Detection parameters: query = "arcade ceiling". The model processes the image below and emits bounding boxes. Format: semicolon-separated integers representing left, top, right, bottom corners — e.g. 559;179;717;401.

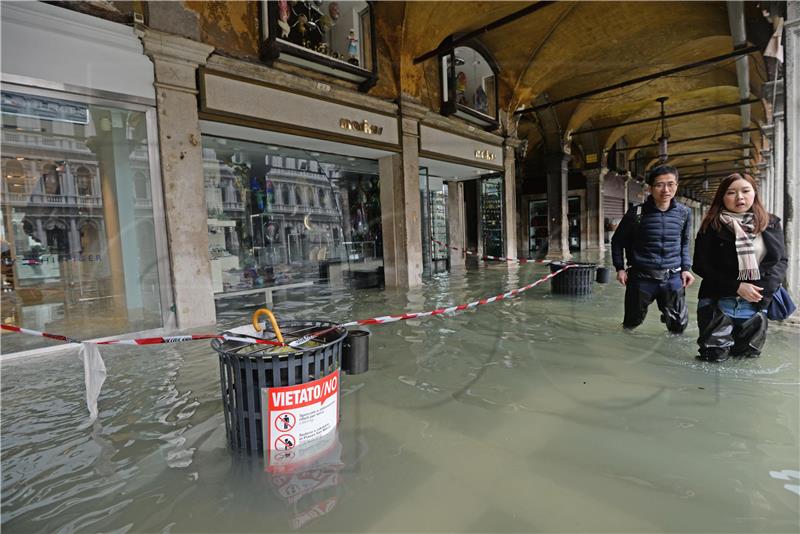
391;1;777;202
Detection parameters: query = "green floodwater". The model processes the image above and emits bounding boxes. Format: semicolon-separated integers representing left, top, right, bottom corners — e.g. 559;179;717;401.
2;261;799;533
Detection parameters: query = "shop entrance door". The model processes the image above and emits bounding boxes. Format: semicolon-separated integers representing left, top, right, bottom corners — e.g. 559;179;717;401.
419;169;449;275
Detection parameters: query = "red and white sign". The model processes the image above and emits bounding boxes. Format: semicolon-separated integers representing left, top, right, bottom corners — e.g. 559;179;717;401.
262;370;339;454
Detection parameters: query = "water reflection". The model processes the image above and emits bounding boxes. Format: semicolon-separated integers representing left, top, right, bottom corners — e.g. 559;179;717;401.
2;262;799;532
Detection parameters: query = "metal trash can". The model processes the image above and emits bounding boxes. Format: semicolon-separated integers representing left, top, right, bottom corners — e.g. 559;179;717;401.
550;262;596;295
212;320;347;453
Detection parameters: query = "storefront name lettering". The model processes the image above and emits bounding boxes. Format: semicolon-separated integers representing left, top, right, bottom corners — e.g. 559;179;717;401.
339;118;383;136
474;149;496;161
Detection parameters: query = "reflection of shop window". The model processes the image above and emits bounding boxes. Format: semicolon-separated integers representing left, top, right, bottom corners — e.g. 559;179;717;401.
42;163;61;195
318;188;326;207
261;0;378;92
76;166;93;196
440;42;499;129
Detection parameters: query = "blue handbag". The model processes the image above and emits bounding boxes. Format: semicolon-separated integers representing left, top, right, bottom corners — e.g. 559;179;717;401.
767;286;797;321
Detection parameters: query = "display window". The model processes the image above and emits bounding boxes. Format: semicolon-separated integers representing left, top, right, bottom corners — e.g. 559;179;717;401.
202;136;383;294
262;0;377;90
440;43;499;128
480;175;504;258
1;89;166;353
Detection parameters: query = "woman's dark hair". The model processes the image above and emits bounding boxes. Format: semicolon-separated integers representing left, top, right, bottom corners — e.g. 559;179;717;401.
646;164;679;185
699;173;769;234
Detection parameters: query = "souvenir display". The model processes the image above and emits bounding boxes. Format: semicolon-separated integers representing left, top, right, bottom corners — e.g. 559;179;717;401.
480;178;503;258
347;29;359;65
275;1;369;69
328;1;340;20
277;0;291;37
456;71;468;105
474;85;488;114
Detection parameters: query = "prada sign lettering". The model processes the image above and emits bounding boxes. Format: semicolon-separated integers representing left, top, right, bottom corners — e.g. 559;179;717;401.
474;149;496;161
339;118;383;136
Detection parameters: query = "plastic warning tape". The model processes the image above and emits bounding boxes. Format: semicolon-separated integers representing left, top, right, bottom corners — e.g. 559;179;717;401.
0;324;282;347
1;265;575;348
430;237;553;265
338;263;573;327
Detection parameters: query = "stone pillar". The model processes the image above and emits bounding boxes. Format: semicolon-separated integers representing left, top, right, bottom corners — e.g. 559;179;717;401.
142;30;216;329
378;98;424;287
585;167;607;251
447;181;465;269
785;0;800;293
623;176;630;211
545;152;571;260
503;139;519;260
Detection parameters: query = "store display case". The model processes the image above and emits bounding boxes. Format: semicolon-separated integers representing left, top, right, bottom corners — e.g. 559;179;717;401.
480;177;503;258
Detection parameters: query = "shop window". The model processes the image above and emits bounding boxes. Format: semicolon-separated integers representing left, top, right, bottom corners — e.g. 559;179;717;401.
261;1;378;92
76;166;93;196
440;42;499;129
202;135;383;293
1;90;164;353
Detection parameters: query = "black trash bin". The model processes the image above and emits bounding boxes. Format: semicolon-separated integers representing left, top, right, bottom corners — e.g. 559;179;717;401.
550;262;596;295
212;320;347;454
341;329;370;375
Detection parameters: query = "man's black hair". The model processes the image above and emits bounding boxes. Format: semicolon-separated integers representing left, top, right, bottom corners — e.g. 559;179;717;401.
647;164;679;186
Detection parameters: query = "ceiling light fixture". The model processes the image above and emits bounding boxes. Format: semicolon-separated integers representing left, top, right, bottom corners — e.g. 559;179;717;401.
652;96;670;162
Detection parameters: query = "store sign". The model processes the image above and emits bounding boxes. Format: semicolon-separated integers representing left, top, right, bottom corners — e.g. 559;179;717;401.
339;118;383;136
262;370;339;454
419;125;503;170
474;149;496;161
202;73;400;146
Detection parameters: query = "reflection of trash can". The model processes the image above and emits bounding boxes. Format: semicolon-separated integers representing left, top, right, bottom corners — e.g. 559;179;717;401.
212;320;347;453
550;262;596;295
318;260;330;281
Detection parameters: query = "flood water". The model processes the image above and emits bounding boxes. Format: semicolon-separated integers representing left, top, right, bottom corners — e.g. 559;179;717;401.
2;260;799;533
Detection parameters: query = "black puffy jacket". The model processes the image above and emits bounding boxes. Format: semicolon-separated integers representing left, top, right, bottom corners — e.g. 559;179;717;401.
693;214;788;308
611;196;692;272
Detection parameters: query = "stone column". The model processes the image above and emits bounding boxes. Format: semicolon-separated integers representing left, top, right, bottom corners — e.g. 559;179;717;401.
545;152;571;260
503;139;519;260
378;98;424;288
584;167;607;252
785;0;800;293
447;181;465;269
142;30;216;329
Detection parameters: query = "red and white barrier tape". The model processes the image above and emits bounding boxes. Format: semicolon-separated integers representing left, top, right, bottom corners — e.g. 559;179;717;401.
0;325;282;347
1;264;575;348
431;237;553;265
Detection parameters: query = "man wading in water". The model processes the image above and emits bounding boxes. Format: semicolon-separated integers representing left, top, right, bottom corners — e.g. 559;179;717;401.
611;164;695;332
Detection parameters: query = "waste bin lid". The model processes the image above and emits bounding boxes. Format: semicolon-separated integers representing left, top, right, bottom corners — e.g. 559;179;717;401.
214;321;347;358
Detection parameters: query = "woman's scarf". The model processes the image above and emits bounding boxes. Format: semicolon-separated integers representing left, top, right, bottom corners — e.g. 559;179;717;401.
719;210;760;280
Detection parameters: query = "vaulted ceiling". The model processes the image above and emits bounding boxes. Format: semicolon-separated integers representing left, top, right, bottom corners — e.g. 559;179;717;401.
388;1;772;202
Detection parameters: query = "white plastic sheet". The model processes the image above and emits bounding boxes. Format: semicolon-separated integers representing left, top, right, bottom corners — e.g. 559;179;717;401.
79;342;107;422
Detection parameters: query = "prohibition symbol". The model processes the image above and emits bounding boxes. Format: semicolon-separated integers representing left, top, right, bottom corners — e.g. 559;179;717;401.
275;434;296;450
275;412;296;432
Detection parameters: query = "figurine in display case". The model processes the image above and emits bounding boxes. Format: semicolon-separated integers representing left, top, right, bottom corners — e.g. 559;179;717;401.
347;29;359;65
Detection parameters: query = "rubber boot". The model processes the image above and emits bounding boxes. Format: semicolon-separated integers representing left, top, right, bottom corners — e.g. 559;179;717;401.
730;312;768;358
659;286;689;334
696;303;734;362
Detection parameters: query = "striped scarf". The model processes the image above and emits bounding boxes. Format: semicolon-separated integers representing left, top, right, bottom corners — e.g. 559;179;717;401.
719;210;760;280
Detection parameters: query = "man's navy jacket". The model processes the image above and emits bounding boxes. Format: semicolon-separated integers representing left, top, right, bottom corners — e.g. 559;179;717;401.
611;196;692;273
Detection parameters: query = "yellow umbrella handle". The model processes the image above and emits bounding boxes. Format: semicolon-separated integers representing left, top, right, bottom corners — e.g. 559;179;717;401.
252;308;284;345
